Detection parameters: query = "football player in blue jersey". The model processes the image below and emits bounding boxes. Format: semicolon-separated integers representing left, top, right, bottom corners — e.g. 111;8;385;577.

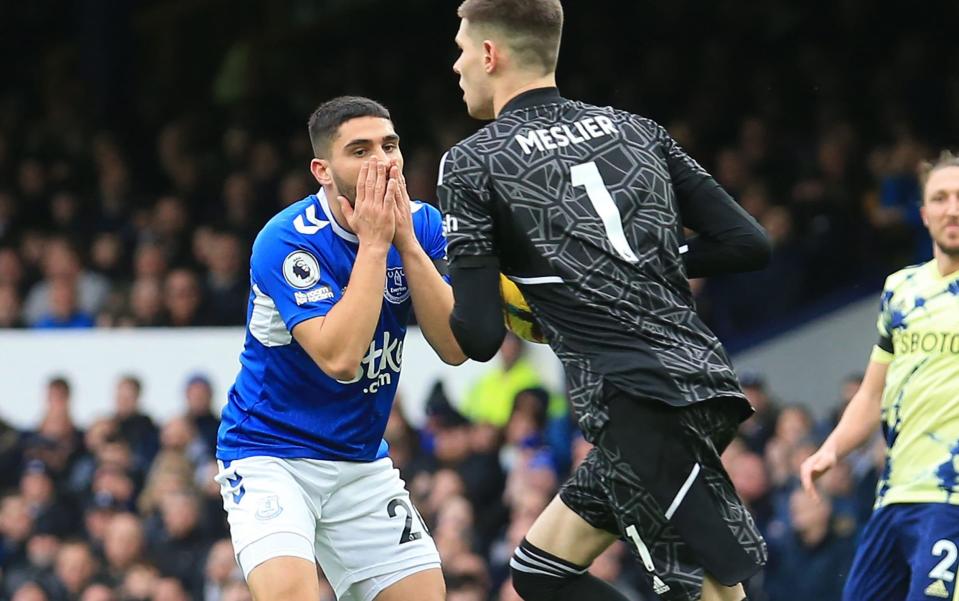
215;96;464;601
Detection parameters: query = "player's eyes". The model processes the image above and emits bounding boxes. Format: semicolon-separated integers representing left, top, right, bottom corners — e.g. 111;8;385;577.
383;144;397;153
353;149;366;157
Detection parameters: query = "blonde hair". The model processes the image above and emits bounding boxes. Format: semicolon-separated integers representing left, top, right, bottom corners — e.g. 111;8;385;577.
920;149;959;191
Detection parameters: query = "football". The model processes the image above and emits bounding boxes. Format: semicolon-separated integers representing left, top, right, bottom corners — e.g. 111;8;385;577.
499;274;547;344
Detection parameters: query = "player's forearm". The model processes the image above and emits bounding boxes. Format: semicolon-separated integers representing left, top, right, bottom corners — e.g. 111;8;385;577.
449;257;506;362
400;246;466;365
683;228;770;278
309;243;389;379
821;389;883;459
678;180;772;278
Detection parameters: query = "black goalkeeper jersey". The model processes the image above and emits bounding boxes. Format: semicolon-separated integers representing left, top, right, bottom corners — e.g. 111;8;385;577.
438;87;760;439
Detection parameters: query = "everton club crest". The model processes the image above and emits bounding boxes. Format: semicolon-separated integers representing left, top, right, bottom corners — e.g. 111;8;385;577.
384;267;409;304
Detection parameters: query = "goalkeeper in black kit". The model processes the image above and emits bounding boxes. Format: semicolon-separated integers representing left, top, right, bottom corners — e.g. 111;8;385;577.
437;1;772;600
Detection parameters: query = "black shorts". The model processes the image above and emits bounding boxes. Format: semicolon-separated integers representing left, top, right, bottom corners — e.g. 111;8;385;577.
559;387;767;601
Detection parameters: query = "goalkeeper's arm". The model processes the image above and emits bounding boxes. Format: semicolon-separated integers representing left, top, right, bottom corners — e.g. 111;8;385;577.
448;255;505;362
677;179;772;279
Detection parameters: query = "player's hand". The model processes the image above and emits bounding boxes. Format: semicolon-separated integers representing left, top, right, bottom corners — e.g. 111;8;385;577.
340;158;395;250
390;164;418;254
800;446;838;502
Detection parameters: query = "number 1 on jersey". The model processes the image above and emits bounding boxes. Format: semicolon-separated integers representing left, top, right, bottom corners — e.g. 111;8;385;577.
571;161;639;263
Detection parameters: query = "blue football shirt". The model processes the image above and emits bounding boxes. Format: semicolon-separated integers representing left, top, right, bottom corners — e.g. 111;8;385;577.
217;190;448;462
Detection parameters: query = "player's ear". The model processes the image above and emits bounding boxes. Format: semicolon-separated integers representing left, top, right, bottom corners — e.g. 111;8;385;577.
311;158;333;186
483;39;497;73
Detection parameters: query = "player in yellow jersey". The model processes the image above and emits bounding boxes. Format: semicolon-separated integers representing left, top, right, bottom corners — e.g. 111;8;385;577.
802;150;959;601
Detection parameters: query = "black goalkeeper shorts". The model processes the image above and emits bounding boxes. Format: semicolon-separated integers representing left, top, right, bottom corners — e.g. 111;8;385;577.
559;387;767;601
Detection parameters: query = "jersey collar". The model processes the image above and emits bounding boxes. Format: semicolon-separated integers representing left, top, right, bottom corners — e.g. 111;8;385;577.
498;87;564;118
317;189;359;244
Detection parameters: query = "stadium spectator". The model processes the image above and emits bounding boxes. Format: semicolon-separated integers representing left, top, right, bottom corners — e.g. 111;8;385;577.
159;415;210;467
724;449;774;536
201;539;239;601
22;238;109;326
0;527;60;600
220;580;256;601
383;402;432;482
89;465;136;517
19;460;74;538
125;278;164;327
113;376;160;469
202;231;247;326
149;491;208;592
0;194;17;245
1;3;955;598
429;408;505;541
133;243;169;282
10;581;48;601
81;495;122;550
588;543;645;601
462;335;545;427
0;284;24;328
182;375;219;453
764;490;856;601
119;563;159;601
193;460;230;542
33;278;94;329
101;514;145;583
89;232;124;281
146;196;191;268
152;577;189;601
818;372;865;437
434;495;476;563
0;247;23;289
137;451;197;521
445;552;492;601
52;541;100;601
160;269;206;327
23;379;82;478
737;372;779;454
0;495;35;572
0;417;22;491
79;583;115;601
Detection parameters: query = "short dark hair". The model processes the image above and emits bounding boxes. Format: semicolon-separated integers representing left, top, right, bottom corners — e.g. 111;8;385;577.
48;376;71;396
119;375;142;396
458;0;564;73
307;96;391;159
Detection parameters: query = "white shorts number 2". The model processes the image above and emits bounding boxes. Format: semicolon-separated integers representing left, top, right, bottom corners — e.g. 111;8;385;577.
215;456;440;600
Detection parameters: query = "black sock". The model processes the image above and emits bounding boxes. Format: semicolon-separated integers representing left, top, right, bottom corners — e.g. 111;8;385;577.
510;539;630;601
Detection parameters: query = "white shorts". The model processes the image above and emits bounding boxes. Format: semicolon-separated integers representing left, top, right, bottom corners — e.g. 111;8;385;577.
215;456;440;601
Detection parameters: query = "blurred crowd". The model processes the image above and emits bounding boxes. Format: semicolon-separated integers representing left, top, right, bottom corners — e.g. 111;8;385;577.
1;0;956;340
1;1;951;599
0;335;879;601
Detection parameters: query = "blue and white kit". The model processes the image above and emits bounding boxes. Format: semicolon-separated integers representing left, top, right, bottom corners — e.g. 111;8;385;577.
215;190;446;601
